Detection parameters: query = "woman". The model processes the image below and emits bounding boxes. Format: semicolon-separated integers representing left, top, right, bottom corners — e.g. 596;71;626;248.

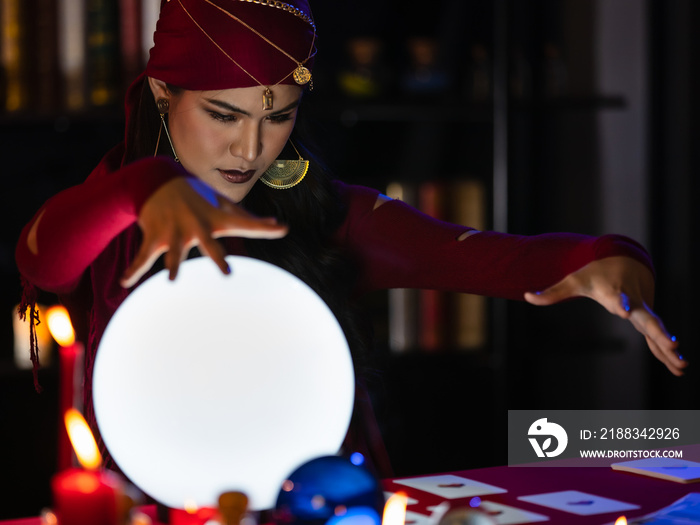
15;0;683;478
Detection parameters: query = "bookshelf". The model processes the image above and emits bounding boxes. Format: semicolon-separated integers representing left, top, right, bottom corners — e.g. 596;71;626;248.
0;0;660;517
0;0;158;117
306;0;645;477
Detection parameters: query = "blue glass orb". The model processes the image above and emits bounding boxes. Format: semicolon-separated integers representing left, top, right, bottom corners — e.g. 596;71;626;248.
275;455;385;525
349;452;365;466
326;507;381;525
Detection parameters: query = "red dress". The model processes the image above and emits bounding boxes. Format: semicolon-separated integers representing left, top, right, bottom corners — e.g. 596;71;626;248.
15;143;651;480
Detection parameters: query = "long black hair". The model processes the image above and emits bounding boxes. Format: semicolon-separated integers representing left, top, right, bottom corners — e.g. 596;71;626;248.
123;80;375;379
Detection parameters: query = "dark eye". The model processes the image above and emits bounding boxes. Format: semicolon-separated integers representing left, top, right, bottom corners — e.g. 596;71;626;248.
268;112;293;124
208;111;236;123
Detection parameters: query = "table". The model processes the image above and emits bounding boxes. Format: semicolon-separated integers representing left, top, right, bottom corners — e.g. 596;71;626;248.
382;444;700;524
4;447;699;525
385;460;698;524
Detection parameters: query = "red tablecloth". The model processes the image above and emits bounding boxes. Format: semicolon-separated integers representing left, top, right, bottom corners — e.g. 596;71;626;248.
5;446;700;525
385;462;698;524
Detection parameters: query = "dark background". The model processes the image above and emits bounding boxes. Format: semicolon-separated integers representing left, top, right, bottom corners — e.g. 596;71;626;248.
1;0;699;519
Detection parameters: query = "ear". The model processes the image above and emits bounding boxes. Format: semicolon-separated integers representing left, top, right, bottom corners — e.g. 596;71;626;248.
148;76;170;101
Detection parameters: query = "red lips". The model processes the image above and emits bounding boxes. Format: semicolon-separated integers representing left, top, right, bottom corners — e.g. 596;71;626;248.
218;169;256;184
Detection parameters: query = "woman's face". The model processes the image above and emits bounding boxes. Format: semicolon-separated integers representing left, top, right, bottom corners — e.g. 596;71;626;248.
165;84;302;203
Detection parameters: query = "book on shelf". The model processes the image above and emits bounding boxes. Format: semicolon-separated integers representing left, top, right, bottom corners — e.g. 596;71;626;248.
1;0;90;113
1;0;31;112
1;0;60;113
35;0;61;112
450;180;487;350
386;182;419;353
86;0;121;107
417;180;448;352
58;0;87;111
386;179;488;354
119;0;143;91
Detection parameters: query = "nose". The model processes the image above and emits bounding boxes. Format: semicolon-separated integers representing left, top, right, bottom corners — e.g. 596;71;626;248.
229;121;261;162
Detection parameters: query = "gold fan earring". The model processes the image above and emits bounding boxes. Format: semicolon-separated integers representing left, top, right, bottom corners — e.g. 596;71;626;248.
260;141;309;189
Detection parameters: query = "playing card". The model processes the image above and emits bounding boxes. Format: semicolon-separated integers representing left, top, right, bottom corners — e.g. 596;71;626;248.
403;511;432;525
393;474;507;499
602;493;700;524
383;492;419;506
428;502;549;524
612;457;700;483
517;490;639;516
478;501;550;524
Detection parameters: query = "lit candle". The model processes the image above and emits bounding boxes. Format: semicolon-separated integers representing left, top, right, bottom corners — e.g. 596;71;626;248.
615;517;628;525
382;492;407;525
169;504;218;525
169;491;249;525
51;409;123;525
46;306;85;471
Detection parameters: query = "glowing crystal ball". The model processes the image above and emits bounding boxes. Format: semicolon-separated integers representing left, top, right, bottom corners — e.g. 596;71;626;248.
93;256;355;510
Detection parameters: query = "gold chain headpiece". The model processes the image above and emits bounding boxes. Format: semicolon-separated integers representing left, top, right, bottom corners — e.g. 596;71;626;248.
169;0;315;29
171;0;316;110
230;0;315;30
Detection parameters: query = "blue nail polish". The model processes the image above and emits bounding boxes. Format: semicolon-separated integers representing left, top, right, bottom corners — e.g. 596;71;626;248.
621;295;631;312
678;354;684;361
671;335;677;343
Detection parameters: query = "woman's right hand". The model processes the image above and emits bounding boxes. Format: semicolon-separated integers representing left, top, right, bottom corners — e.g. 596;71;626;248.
120;176;287;288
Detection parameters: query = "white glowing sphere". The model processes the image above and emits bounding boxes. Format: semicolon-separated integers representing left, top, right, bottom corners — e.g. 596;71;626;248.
93;256;355;511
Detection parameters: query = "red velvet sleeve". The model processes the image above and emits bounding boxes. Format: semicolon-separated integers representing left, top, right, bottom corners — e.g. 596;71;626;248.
15;153;190;293
334;183;653;300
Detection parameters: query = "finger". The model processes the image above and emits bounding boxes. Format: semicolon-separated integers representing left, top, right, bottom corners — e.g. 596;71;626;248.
576;288;634;320
212;217;289;240
595;291;633;320
196;236;231;276
209;200;289;238
645;334;686;376
164;232;187;281
629;307;686;374
121;241;166;288
619;293;632;319
523;279;579;305
628;305;686;374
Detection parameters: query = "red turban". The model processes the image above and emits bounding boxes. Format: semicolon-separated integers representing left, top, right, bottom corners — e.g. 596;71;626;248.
145;0;316;91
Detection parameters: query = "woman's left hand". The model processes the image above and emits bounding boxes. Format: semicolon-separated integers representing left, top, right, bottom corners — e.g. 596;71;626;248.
524;256;686;376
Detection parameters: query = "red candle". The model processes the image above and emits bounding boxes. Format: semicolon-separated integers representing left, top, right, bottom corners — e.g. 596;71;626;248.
51;468;120;525
170;506;218;525
58;342;85;470
51;409;123;525
47;306;85;471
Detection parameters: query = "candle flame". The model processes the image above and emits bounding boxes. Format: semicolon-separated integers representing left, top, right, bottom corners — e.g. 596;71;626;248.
47;305;75;346
41;509;58;525
65;408;102;470
382;492;408;525
615;517;627;525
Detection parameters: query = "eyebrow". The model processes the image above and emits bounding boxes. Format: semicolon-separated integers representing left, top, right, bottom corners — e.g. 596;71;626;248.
203;98;301;116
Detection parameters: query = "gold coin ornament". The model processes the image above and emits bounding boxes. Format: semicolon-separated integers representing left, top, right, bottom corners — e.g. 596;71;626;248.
293;65;312;85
